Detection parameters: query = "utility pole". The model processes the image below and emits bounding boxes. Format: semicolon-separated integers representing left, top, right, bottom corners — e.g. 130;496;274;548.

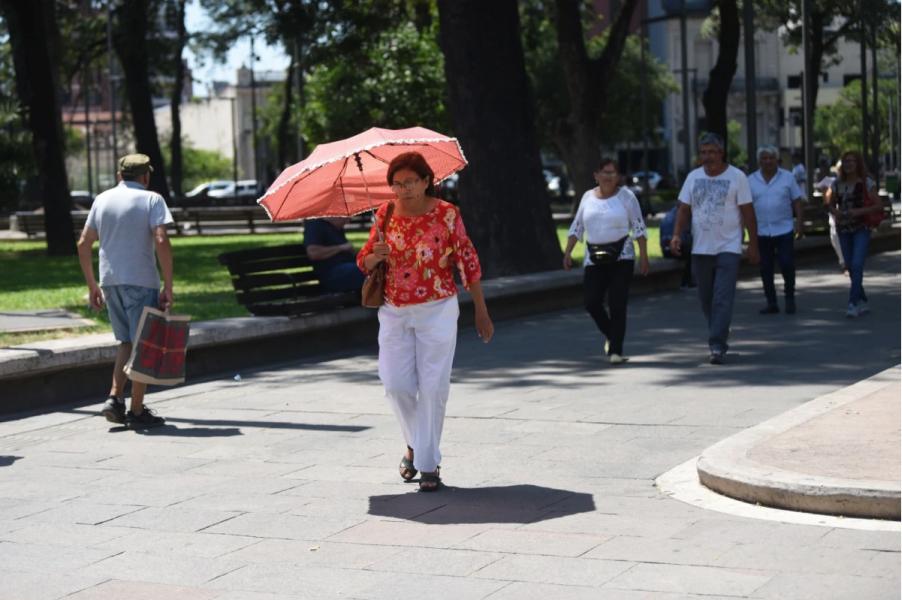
742;0;757;171
860;22;869;169
640;2;649;195
679;0;692;179
83;68;93;196
107;2;117;171
870;24;880;178
249;33;259;184
801;0;814;199
231;97;238;189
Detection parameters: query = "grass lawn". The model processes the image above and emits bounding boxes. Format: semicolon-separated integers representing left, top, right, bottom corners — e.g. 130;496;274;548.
0;225;661;346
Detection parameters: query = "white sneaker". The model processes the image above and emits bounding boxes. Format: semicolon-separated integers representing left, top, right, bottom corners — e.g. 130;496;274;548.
609;354;628;365
857;300;870;315
845;303;860;318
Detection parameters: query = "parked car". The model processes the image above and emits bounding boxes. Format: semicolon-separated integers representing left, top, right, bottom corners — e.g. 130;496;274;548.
208;179;260;205
630;170;663;190
184;180;232;205
70;190;94;209
438;173;459;204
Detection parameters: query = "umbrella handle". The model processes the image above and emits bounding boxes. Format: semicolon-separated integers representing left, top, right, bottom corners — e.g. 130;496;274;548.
354;152;383;241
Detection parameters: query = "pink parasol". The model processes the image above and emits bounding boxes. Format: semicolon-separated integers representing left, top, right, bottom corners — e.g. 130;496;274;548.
258;126;467;221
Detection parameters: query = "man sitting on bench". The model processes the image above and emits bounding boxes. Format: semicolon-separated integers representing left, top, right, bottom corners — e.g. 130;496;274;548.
304;217;365;293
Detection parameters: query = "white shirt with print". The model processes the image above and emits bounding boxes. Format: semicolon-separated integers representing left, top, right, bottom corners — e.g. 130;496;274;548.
677;165;752;255
568;187;648;266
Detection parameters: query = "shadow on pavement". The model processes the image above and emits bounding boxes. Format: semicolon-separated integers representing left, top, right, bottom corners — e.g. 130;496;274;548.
369;484;595;524
0;455;23;467
105;424;244;437
67;409;371;434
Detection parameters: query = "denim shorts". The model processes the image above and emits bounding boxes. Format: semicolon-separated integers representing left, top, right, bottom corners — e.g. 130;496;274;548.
103;285;159;343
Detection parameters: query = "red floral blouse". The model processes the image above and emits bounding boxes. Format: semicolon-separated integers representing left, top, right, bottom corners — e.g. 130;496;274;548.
357;200;483;307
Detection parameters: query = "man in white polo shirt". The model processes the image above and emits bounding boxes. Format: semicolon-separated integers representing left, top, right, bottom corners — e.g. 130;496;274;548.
77;154;174;429
749;145;804;315
670;133;759;365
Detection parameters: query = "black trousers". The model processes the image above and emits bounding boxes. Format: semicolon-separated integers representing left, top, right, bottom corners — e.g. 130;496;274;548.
583;260;634;355
758;232;795;305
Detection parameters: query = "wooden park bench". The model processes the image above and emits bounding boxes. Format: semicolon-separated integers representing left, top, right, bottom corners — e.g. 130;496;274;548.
11;210;91;238
217;243;360;316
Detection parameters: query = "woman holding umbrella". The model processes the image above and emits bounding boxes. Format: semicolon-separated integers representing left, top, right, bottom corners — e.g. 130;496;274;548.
358;151;494;492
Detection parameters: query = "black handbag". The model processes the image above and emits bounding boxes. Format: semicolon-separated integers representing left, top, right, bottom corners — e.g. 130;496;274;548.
587;236;628;265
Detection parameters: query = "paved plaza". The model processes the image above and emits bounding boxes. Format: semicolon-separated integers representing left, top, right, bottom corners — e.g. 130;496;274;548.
0;252;900;599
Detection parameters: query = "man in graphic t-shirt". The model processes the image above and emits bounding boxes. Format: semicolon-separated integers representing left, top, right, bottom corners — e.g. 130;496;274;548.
670;133;759;365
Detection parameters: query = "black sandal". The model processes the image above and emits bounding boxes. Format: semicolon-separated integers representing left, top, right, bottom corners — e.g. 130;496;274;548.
399;446;417;481
419;471;441;492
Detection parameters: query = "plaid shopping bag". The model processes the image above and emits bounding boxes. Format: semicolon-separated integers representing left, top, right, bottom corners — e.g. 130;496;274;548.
124;306;191;385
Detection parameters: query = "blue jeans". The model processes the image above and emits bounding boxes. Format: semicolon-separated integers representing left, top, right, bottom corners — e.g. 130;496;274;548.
838;228;870;305
758;232;795;306
692;253;741;354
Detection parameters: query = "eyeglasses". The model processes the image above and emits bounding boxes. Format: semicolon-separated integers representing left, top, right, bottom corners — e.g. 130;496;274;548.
390;177;421;192
597;170;618;177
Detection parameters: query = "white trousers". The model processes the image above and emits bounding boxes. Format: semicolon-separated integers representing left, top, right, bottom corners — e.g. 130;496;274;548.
378;296;459;473
828;214;845;268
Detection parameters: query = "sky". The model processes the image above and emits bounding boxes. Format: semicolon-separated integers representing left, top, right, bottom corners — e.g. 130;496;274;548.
184;2;290;96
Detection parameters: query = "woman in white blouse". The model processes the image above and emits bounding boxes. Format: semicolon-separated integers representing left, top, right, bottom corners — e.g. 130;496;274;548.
563;159;649;364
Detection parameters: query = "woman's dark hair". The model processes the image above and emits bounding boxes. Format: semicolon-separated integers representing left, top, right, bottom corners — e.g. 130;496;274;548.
838;150;868;182
594;158;619;173
387;152;435;195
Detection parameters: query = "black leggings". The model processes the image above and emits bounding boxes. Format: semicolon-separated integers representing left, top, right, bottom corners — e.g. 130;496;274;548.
583;260;634;355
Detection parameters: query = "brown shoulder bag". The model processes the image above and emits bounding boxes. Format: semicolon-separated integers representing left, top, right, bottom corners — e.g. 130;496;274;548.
361;202;395;308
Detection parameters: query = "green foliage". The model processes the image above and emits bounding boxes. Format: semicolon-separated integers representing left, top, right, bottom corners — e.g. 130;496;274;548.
0;28;33;213
521;4;677;151
814;78;898;161
299;20;448;147
726;120;748;168
162;143;233;190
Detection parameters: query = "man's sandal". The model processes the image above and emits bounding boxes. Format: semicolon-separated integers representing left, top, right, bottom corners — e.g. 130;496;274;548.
419;471;441;492
399;446;417;481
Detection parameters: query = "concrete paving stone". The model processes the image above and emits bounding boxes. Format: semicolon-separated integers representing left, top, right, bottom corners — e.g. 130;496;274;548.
602;562;772;597
185;459;306;479
481;581;609;600
472;553;632;586
76;485;201;508
65;579;222;600
538;511;703;541
669;517;830;546
202;476;305;496
222;539;402;569
549;493;704;520
204;563;397;598
327;519;488;549
713;542;894;577
281;464;403;484
0;498;62;520
817;527;902;551
94;529;261;559
364;546;502;577
102;505;243;533
79;549;246;587
16;498;146;526
354;572;508;600
277;479;407;501
0;522;131;547
204;511;365;541
584;534;737;565
78;453;215;476
0;540;120;573
0;571;109;600
453;528;609;557
175;492;306;515
213;592;310;600
750;572;900;599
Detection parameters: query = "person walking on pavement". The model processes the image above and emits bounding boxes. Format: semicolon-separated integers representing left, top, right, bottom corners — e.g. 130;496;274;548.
824;150;882;318
563;158;650;364
749;145;804;315
357;152;494;492
77;154;173;429
670;133;759;365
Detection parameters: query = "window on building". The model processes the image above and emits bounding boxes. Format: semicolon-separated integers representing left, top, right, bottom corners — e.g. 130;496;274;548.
787;75;801;89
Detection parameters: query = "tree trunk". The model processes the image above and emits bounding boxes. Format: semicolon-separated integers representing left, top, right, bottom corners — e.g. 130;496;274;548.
701;0;740;144
806;10;825;136
277;53;295;169
169;0;186;202
1;0;75;255
437;0;561;276
114;0;171;201
551;0;639;213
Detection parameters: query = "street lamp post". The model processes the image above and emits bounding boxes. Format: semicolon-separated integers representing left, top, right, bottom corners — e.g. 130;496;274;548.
801;0;814;199
742;0;757;172
679;1;691;178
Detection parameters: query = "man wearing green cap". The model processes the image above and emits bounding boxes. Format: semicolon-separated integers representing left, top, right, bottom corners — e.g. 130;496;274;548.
77;153;174;429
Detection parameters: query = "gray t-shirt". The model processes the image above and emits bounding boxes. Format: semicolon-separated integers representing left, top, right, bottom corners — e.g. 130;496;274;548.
85;180;173;288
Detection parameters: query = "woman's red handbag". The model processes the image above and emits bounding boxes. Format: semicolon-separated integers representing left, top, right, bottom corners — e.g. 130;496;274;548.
361;202;395;308
862;187;886;229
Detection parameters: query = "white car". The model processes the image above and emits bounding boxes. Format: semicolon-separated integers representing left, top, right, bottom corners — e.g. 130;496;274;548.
207;180;260;205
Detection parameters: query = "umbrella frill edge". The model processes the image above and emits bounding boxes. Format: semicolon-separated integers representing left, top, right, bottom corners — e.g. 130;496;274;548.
255;135;469;212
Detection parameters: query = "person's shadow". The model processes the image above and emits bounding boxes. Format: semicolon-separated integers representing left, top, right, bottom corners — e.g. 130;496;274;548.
107;425;242;437
0;456;23;467
369;484;595;524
